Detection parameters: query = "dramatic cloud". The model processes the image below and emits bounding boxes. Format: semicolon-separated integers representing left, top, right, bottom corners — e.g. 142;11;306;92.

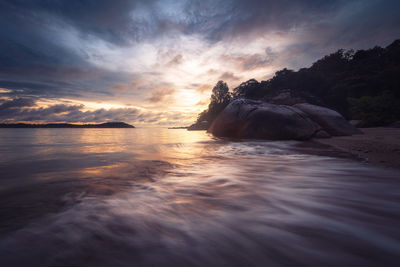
0;0;399;124
196;84;213;93
166;55;184;67
146;88;175;103
0;98;191;126
218;72;240;82
0;98;36;119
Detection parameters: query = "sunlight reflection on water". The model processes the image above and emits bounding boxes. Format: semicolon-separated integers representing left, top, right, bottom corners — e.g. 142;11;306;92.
0;128;399;266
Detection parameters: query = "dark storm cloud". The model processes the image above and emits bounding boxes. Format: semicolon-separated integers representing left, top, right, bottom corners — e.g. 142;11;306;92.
0;0;153;45
0;1;90;73
2;0;399;72
0;0;138;98
187;0;400;46
185;0;400;70
182;0;342;41
2;0;399;55
0;0;399;123
0;0;346;49
0;98;36;111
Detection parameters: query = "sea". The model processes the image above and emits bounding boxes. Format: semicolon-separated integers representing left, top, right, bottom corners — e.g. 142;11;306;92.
0;128;399;266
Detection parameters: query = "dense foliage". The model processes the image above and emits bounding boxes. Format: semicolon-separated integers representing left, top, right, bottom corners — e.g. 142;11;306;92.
348;91;400;127
196;39;400;127
196;81;231;124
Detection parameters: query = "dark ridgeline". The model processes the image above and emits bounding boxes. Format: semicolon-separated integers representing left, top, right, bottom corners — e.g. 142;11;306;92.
193;39;400;129
168;126;189;129
0;122;135;128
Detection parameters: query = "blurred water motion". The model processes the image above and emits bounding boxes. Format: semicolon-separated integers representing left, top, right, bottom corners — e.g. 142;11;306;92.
0;128;399;266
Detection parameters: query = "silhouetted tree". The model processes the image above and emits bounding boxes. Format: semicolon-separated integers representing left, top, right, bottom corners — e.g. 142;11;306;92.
196;81;231;124
233;79;261;98
211;80;230;104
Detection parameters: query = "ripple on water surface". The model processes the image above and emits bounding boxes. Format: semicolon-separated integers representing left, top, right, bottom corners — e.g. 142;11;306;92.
0;128;399;266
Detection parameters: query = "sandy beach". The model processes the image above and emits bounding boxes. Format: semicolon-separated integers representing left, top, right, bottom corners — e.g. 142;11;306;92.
306;128;400;169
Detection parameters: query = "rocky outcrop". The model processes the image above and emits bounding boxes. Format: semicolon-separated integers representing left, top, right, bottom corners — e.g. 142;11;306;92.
187;121;210;131
208;99;360;140
293;103;361;136
208;99;321;140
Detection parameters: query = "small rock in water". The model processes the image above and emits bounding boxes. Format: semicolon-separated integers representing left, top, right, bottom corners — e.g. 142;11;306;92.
313;130;331;139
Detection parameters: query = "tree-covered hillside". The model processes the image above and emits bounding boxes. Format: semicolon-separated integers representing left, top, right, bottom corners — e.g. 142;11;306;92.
196;39;400;127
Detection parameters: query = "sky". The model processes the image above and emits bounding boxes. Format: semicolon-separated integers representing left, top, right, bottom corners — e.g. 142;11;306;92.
0;0;399;126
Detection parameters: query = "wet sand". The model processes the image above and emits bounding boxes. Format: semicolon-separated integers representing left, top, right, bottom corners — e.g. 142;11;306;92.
304;128;400;169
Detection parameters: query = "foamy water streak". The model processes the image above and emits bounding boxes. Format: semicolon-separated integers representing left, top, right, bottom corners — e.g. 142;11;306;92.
0;129;399;266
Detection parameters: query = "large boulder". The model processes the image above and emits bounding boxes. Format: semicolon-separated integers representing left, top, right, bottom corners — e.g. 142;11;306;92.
293;103;361;136
208;99;360;140
208;99;321;140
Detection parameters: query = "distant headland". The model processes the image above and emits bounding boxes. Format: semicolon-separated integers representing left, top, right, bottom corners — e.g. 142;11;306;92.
0;122;135;128
168;126;188;129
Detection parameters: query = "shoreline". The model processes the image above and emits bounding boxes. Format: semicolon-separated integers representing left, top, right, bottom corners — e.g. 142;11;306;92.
296;127;400;169
0;122;135;128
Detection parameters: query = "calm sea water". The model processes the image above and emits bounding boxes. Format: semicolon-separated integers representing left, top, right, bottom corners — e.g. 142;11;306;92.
0;128;399;266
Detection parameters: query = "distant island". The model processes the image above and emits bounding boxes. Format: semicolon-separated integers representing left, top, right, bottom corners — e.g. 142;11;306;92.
168;126;188;129
0;122;135;128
